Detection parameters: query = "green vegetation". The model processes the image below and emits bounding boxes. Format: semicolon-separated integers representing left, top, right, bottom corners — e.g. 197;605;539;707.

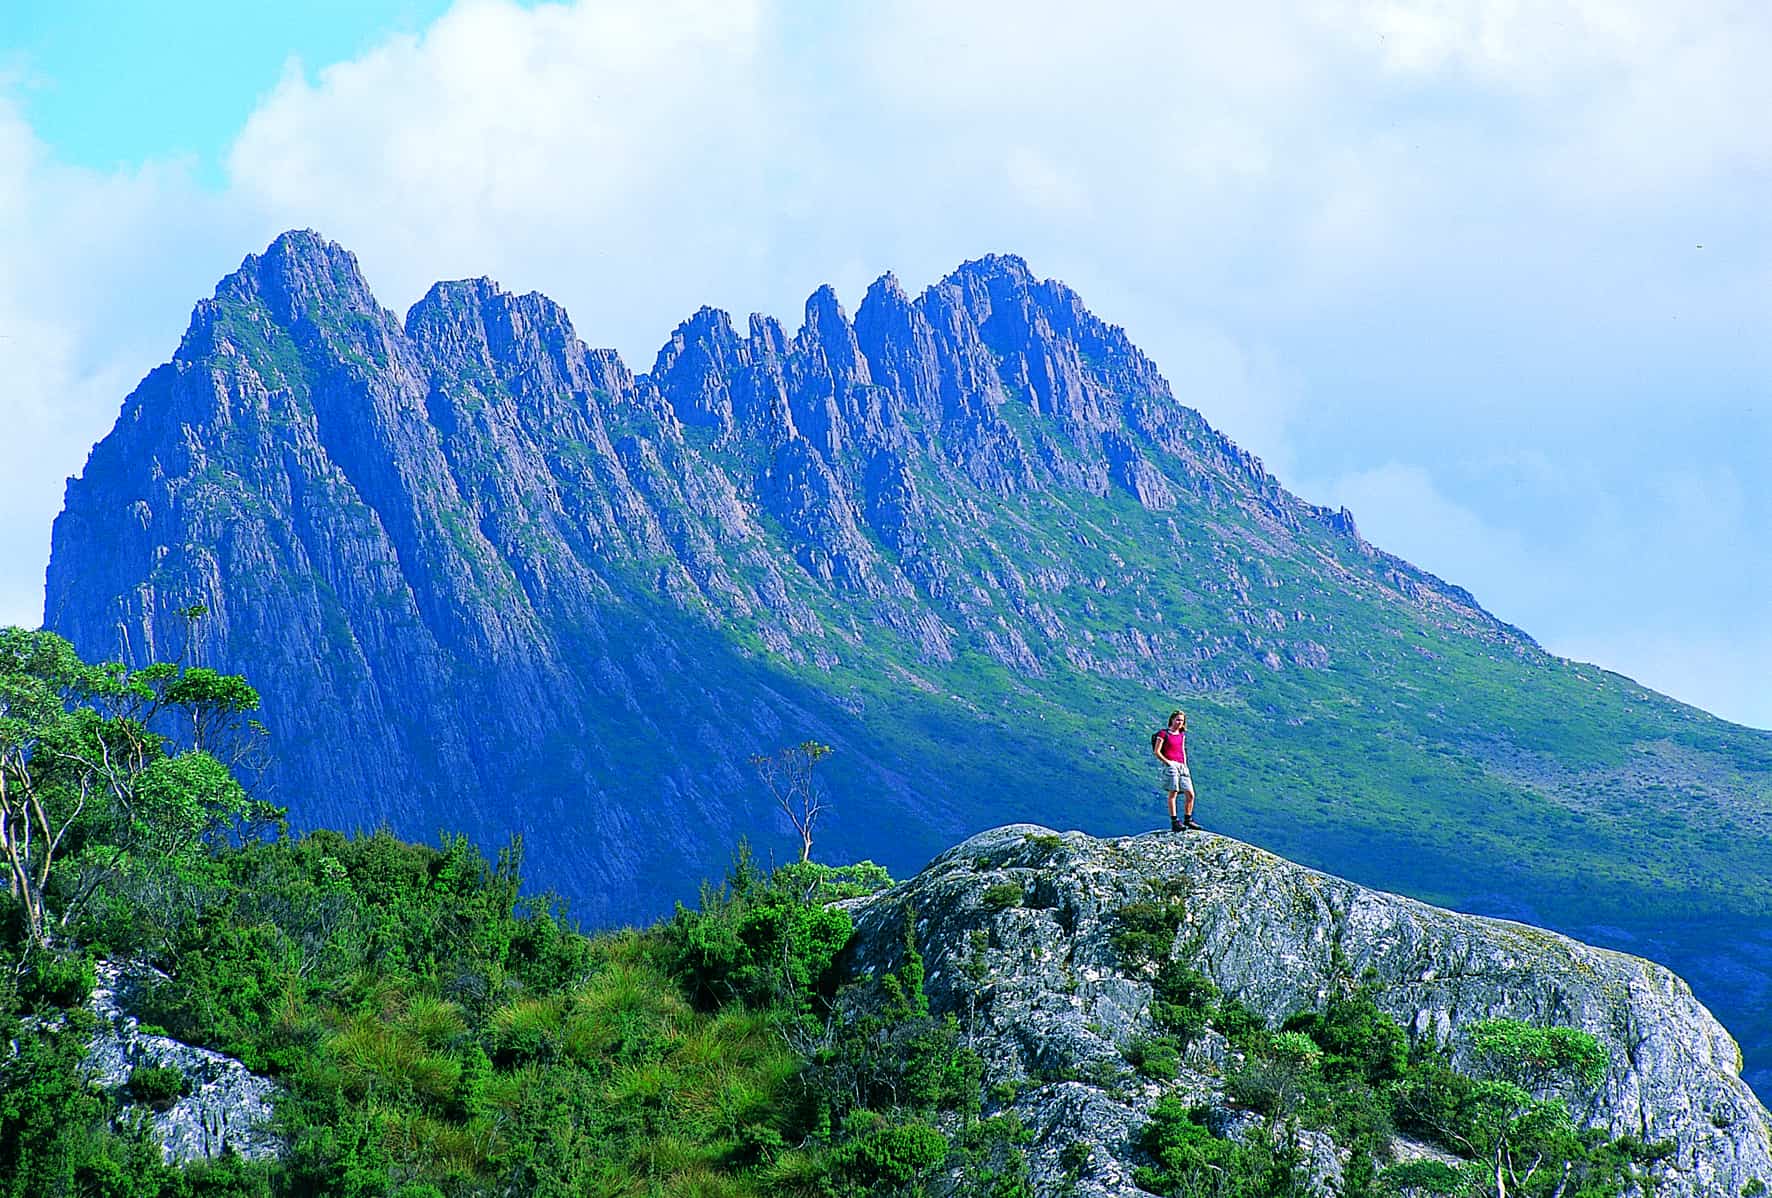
1107;914;1672;1198
0;634;1694;1195
0;627;276;951
1;635;1036;1196
978;883;1024;912
123;1066;188;1112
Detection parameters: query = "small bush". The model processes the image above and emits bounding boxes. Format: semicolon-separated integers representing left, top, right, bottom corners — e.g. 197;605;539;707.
1376;1158;1464;1195
125;1064;190;1111
1213;997;1268;1046
23;952;95;1009
1124;1035;1183;1080
981;883;1024;911
1134;1097;1305;1196
1283;989;1407;1086
832;1116;948;1189
987;1078;1020;1107
1109;900;1184;968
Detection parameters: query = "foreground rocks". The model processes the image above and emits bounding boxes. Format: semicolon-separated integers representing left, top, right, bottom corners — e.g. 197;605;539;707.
83;962;282;1164
843;825;1772;1198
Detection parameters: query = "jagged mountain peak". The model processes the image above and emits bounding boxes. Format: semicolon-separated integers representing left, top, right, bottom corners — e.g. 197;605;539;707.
405;276;588;375
943;250;1036;285
861;269;907;305
216;228;379;324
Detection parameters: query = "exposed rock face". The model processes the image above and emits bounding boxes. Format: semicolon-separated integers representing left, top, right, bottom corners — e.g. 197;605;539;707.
41;233;1772;1095
84;963;282;1164
844;825;1772;1198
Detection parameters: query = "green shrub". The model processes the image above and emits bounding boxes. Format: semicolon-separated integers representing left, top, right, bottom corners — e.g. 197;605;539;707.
661;849;857;1023
1213;997;1269;1047
957;1114;1035;1198
987;1078;1020;1107
1133;1097;1308;1196
1059;1139;1095;1181
1151;960;1221;1046
832;1115;948;1188
1376;1158;1464;1195
22;951;94;1009
1109;897;1185;968
1124;1034;1182;1080
1282;989;1406;1086
981;882;1024;911
1466;1017;1607;1089
125;1064;189;1111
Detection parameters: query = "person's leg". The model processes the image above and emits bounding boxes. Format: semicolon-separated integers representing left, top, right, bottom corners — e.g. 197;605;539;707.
1167;789;1179;820
1182;783;1195;822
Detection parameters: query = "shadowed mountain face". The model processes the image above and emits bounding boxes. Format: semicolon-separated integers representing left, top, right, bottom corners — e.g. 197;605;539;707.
43;232;1772;1091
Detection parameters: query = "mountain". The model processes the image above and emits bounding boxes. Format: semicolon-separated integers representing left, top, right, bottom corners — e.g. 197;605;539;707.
844;824;1772;1197
42;231;1772;1092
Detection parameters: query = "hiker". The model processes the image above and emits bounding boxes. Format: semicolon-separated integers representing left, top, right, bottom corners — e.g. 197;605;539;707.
1152;710;1200;832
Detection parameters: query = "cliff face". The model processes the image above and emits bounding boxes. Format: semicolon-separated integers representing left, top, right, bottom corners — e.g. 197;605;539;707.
844;825;1772;1197
41;233;1772;1094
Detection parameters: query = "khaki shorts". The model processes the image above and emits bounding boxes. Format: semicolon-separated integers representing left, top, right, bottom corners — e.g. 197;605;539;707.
1160;760;1193;797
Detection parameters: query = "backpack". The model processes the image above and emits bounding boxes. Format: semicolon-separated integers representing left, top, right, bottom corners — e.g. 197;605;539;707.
1151;729;1165;752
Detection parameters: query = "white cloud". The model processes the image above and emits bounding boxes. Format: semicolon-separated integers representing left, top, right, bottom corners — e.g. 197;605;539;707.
0;0;1766;727
227;0;772;350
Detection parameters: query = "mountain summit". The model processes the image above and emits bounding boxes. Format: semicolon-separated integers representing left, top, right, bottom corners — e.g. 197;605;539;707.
42;233;1772;1087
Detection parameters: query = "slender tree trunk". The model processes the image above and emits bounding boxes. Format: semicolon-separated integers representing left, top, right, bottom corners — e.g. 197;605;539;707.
0;837;46;948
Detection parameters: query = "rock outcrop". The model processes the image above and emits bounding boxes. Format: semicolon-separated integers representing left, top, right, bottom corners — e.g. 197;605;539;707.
83;963;282;1164
843;825;1772;1197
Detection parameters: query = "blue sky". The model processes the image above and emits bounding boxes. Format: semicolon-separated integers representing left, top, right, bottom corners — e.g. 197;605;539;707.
2;0;1768;727
7;1;457;181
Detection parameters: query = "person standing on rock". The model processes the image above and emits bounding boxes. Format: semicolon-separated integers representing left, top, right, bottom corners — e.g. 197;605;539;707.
1152;710;1200;832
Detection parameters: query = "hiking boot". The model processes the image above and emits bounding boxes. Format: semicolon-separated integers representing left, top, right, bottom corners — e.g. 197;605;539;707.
1170;816;1184;833
1183;817;1203;832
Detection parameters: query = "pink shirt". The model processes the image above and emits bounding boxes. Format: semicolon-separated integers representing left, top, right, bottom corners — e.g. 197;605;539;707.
1158;728;1186;764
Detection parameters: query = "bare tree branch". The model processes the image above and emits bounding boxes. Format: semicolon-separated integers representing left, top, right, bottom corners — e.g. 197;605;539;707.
750;740;833;863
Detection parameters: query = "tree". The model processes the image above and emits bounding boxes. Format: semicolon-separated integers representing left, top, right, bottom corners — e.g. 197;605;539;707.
0;628;277;949
1460;1018;1609;1198
749;740;832;863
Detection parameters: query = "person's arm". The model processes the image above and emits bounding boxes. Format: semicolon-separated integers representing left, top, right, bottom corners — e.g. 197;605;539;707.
1153;735;1170;763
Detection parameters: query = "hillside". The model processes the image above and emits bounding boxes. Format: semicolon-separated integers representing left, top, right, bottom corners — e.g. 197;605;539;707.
40;232;1772;1093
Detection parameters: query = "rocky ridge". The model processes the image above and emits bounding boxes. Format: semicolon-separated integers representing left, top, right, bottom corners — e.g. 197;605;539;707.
843;825;1772;1197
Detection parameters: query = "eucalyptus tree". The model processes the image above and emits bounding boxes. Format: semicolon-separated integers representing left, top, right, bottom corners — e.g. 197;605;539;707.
0;628;276;949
